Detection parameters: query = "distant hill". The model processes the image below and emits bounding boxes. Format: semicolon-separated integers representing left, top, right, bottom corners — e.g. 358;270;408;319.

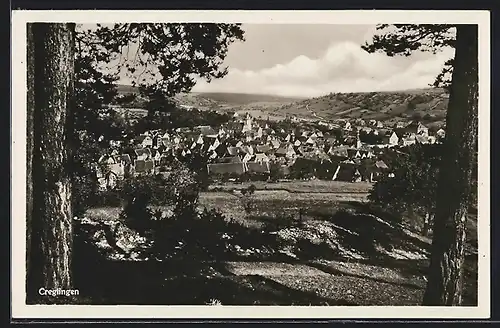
113;83;449;129
273;88;449;130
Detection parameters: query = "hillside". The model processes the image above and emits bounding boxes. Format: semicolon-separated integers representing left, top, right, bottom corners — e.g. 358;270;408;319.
114;84;449;128
274;88;449;129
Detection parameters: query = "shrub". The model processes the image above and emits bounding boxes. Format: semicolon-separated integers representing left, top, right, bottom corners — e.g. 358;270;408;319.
72;174;100;217
240;184;257;214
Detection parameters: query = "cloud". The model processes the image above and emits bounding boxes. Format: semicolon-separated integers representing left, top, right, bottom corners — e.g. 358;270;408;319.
192;41;454;97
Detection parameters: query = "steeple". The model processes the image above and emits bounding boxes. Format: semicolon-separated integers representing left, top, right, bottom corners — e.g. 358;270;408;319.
356;128;362;149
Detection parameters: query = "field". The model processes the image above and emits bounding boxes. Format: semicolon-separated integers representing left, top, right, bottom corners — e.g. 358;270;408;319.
209;180;373;193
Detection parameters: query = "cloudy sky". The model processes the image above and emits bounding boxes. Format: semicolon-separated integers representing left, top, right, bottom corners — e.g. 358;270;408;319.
108;24;454;98
190;24;454;98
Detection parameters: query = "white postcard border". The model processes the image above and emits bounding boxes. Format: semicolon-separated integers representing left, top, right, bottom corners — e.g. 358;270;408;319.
11;10;491;319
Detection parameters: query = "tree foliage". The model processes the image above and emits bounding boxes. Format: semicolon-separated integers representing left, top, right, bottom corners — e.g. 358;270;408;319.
93;23;245;100
369;144;441;217
364;24;479;305
362;24;456;90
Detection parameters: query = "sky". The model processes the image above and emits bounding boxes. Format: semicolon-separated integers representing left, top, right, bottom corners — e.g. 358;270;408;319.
107;24;455;98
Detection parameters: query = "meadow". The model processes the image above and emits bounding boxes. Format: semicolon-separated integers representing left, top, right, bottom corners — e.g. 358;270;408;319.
78;180;477;306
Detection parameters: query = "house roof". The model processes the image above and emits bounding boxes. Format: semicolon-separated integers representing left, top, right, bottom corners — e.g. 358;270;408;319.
217;156;242;164
246;161;270;173
256;144;272;153
134;148;151;157
375;160;389;170
254;153;269;162
415;135;429;144
227;146;240;156
333;162;361;182
135;135;149;143
134;159;146;172
121;154;132;164
207;162;246;175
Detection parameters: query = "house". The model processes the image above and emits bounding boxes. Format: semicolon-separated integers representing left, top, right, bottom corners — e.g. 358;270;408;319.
144;160;155;174
98;154;116;165
208;138;221;152
226;146;241;157
242;153;253;163
136;134;153;148
332;162;362;182
207;162;247;176
405;121;429;136
256;144;272;154
402;135;416;147
375;160;389;170
108;163;125;178
415;135;429;144
271;140;281;149
134;148;152;160
256;127;263;139
105;171;119;190
120;154;132;166
254;153;270;163
240;145;254;156
395;121;406;129
305;137;315;145
161;137;171;147
329;146;349;159
153;151;162;163
347;148;361;158
216;156;242;164
275;145;296;159
196;125;219;138
134;159;146;174
381;131;399;146
436;128;446;139
246;161;270;174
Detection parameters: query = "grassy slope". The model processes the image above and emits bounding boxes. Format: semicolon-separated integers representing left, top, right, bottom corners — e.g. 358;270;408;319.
274;88;449;129
115;84;449;128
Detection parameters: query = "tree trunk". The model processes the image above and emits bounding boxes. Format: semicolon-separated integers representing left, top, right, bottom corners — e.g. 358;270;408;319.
422;25;478;306
26;23;75;303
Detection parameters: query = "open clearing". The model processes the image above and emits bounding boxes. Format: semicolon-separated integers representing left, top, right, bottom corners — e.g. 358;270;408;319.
80;181;477;306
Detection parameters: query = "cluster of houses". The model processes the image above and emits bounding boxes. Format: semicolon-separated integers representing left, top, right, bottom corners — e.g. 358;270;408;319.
95;113;445;190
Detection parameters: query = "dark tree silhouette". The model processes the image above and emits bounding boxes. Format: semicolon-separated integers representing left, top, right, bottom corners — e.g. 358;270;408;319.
364;24;478;305
27;23;76;303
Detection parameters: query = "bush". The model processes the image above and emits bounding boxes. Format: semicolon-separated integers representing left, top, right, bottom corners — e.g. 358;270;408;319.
73;175;100;217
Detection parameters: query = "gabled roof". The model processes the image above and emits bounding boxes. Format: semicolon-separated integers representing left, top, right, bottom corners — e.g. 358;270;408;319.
415;135;429;144
217;156;242;164
375;160;389;170
254;153;269;162
121;154;132;164
227;146;241;156
134;148;151;158
256;144;272;153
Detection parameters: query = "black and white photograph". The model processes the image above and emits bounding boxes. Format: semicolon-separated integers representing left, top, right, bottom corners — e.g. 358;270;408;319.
11;10;490;319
